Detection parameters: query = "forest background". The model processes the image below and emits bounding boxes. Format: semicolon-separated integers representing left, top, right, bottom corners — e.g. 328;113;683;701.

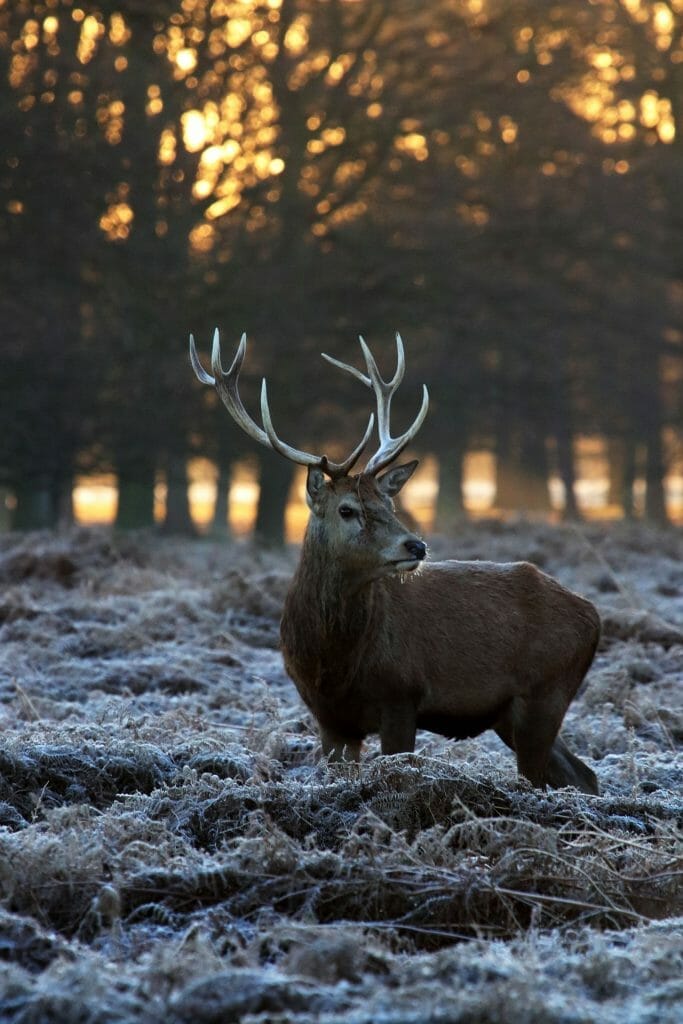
2;0;683;545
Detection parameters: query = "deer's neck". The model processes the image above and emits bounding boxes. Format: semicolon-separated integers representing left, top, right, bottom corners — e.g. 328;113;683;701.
281;525;384;687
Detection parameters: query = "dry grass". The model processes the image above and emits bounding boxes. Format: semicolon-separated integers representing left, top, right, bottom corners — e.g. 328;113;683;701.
0;523;682;1022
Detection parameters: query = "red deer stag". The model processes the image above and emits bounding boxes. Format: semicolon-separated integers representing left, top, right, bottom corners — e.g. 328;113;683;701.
190;329;600;794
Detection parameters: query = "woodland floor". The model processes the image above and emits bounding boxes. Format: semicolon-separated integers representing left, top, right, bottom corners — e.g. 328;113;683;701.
0;521;681;1023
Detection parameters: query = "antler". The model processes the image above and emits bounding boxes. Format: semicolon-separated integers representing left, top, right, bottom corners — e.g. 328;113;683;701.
322;333;429;475
189;329;374;479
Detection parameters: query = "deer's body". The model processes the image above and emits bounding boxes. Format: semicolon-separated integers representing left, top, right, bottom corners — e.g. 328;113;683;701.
283;558;598;742
281;473;600;793
191;329;600;794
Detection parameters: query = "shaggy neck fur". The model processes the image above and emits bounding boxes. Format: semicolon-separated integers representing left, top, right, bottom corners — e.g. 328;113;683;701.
281;517;387;694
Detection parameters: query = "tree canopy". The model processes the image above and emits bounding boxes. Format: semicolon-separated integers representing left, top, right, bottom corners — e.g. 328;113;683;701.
1;0;682;537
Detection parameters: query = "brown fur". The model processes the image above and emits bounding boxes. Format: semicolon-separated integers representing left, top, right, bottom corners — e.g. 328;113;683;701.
281;470;600;794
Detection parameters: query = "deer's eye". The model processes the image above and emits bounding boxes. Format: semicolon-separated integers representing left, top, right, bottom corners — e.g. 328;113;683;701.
338;505;357;520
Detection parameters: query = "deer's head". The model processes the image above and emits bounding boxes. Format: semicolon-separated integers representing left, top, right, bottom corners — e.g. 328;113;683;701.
304;463;427;580
190;330;429;578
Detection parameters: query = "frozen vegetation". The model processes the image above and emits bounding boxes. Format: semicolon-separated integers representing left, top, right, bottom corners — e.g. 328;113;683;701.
0;522;681;1023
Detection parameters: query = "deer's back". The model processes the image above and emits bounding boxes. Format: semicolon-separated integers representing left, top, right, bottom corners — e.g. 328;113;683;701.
384;559;599;703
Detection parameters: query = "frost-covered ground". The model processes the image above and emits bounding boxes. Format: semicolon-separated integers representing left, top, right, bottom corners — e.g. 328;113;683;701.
0;522;681;1023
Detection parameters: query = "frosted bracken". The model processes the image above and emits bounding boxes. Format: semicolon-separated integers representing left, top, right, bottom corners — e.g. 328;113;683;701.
0;523;681;1023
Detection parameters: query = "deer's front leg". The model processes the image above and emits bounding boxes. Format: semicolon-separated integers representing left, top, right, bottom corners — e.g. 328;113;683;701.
380;704;417;755
320;727;362;762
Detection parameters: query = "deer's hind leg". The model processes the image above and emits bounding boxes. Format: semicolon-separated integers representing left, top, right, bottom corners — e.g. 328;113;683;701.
499;692;564;789
495;689;597;794
509;692;569;786
544;735;598;794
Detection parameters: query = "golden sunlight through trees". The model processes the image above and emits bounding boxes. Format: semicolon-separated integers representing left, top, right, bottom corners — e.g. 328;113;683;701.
15;0;681;264
553;0;681;148
4;0;683;536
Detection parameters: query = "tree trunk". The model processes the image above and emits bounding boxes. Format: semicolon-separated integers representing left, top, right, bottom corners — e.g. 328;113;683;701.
644;434;667;523
55;475;75;529
554;430;580;520
607;437;625;508
608;436;638;518
12;480;56;530
549;350;581;520
435;447;465;533
0;489;11;532
115;460;156;529
254;455;294;546
495;429;551;514
210;457;232;539
162;455;195;535
634;345;667;523
622;439;638;519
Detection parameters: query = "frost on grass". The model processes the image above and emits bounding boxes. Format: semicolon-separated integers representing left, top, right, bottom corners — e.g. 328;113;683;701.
0;523;682;1023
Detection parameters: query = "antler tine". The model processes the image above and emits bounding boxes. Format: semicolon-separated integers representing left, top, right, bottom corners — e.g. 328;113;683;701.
359;331;405;392
189;332;215;386
203;328;271;447
321;334;405;393
322;333;428;476
364;380;429;475
321;352;371;387
336;412;376;474
189;328;375;478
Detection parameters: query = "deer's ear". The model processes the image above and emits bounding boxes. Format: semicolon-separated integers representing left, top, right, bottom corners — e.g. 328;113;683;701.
377;460;418;497
306;466;327;510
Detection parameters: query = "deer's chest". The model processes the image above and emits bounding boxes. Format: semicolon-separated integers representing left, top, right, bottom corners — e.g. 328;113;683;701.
282;644;384;736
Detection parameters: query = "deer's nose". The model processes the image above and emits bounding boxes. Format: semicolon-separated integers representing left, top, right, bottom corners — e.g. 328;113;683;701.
404;538;427;561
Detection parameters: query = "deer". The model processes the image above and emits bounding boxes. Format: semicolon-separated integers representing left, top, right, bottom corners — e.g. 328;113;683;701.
190;329;600;795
